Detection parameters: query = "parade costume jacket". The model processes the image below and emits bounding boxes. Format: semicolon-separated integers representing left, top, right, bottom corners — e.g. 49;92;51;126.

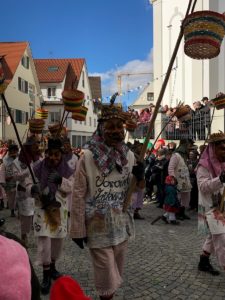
169;153;192;193
33;159;73;238
197;143;225;234
70;149;135;248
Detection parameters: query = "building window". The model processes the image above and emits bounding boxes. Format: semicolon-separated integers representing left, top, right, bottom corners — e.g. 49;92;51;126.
77;136;81;147
94;119;96;127
89;117;92;126
18;77;28;94
15;110;22;124
82;136;86;146
21;56;29;69
49;112;60;123
15;110;27;124
72;135;90;147
48;66;59;72
29;83;35;101
147;92;154;102
22;111;28;124
47;87;56;98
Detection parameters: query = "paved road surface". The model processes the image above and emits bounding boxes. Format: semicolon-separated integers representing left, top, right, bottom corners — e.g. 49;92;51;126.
1;201;225;300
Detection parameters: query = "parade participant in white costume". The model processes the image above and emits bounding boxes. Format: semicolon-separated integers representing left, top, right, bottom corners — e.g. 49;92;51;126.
32;138;74;295
70;96;144;300
197;132;225;275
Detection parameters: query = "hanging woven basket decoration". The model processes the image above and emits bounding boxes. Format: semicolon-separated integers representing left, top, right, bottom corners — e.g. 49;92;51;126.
62;89;84;112
119;111;138;132
211;92;225;110
35;108;48;119
72;106;88;121
183;11;225;59
174;105;192;121
48;123;61;135
29;119;45;134
125;119;138;132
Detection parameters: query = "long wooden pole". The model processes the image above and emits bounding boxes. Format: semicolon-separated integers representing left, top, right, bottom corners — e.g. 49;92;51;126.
150;101;183;150
1;93;36;183
123;0;196;212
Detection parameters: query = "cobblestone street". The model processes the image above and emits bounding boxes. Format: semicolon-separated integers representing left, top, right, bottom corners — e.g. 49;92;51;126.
2;201;225;300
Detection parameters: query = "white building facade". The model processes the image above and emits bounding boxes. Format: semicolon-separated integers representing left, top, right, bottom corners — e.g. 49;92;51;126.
0;42;41;141
35;59;98;147
151;0;225;133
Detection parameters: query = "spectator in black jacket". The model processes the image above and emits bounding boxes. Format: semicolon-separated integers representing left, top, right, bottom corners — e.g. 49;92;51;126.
151;148;169;208
192;101;205;140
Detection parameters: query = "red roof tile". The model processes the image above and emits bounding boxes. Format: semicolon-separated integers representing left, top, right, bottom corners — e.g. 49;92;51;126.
34;58;85;84
0;42;28;83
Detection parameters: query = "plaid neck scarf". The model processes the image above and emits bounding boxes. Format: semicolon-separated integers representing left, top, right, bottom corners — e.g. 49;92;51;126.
84;125;129;176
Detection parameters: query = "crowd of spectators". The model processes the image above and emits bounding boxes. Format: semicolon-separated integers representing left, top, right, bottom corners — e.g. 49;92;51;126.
127;97;212;141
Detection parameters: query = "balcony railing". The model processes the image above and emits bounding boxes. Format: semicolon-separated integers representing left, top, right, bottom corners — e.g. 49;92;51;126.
129;108;213;141
161;110;211;141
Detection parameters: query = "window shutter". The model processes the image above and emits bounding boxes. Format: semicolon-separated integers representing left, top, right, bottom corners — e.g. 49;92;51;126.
18;77;21;91
26;57;29;69
25;81;28;93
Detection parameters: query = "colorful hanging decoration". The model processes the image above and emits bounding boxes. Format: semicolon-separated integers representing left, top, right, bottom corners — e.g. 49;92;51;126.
62;89;84;112
72;106;88;121
28;119;45;134
211;92;225;110
35;108;48;119
183;11;225;59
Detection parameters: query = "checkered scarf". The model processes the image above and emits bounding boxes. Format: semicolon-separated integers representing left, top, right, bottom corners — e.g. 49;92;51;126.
84;124;129;176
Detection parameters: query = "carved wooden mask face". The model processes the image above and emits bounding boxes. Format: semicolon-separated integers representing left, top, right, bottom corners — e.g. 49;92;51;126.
102;118;125;147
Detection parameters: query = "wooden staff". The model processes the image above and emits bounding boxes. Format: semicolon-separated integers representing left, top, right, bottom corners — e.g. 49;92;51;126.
123;0;197;212
56;110;69;137
1;93;36;183
61;111;69;128
149;101;183;150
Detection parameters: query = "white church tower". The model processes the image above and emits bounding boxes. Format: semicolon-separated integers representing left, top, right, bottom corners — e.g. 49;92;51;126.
151;0;225;131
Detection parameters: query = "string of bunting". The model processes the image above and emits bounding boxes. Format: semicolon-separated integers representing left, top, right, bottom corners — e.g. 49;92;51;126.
104;67;177;102
4;67;177;104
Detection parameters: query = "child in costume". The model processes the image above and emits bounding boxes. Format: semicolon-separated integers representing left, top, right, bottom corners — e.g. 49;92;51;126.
162;175;180;225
